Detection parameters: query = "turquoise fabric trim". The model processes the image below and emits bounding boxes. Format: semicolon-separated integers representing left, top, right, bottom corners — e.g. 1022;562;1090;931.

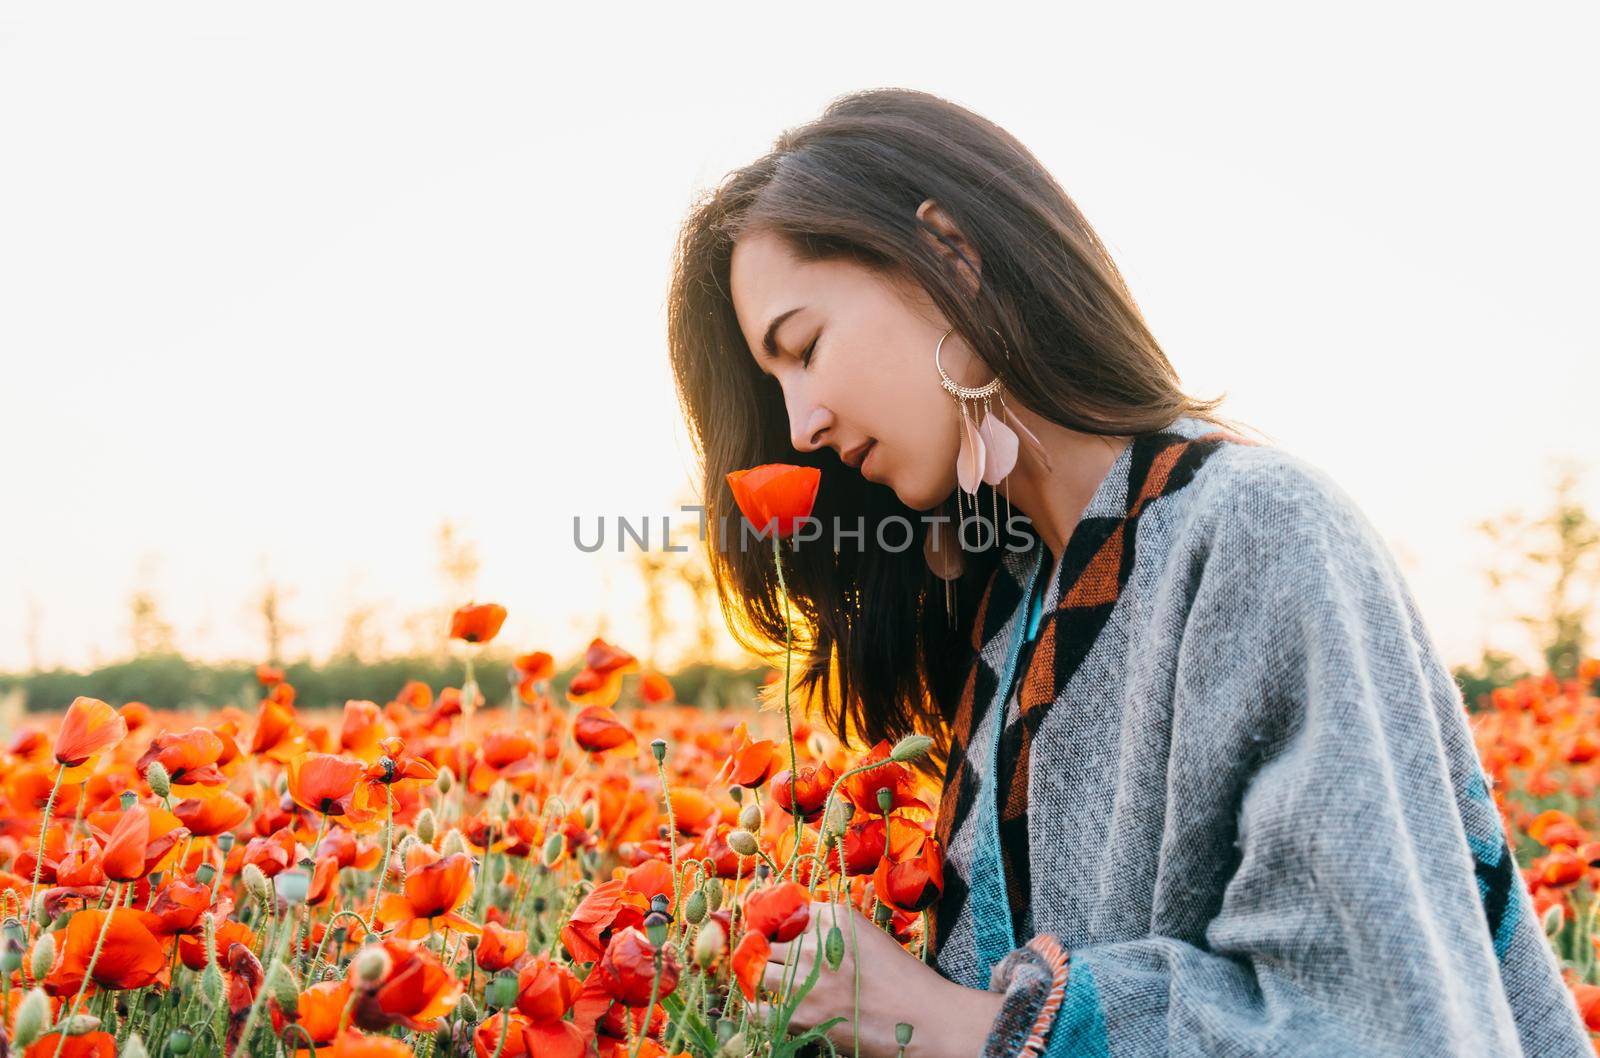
971;541;1048;975
1041;955;1111;1058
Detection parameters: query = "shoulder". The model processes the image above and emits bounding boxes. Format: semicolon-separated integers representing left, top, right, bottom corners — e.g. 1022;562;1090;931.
1182;436;1395;578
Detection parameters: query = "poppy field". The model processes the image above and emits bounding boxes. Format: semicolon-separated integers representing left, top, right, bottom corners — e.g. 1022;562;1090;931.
0;589;946;1058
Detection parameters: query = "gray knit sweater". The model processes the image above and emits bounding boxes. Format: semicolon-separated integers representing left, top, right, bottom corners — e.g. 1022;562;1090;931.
929;414;1589;1057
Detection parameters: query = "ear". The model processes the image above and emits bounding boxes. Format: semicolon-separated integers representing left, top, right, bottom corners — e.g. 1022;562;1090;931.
915;198;982;299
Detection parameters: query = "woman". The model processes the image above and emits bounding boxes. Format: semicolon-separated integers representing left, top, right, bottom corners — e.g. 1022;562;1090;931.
666;89;1588;1057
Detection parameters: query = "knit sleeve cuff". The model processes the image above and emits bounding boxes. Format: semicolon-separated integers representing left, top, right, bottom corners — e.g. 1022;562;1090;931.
979;935;1071;1058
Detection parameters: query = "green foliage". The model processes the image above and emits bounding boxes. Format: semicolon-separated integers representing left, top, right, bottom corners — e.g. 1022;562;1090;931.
0;652;771;713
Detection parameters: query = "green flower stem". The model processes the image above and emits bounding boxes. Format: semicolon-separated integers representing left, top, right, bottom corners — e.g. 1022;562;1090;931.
655;756;682;925
629;950;666;1058
25;767;65;947
771;536;803;856
367;785;396;933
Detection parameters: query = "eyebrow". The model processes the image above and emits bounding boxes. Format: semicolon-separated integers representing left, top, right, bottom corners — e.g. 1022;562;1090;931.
760;307;805;359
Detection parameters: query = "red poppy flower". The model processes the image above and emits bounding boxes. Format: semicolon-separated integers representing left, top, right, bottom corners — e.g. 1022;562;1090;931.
43;907;170;994
376;844;479;938
95;804;189;882
25;1032;116;1058
178;918;254;971
515;651;555;681
725;463;821;538
841;740;929;814
872;824;945;912
53;696;128;775
771;763;837;823
250;695;305;762
325;1032;415;1058
137;728;228;796
730;930;770;1001
287;753;376;823
147;876;217;936
174;791;251;837
839;816;888;874
475;920;529;973
601;926;680;1006
565;639;639;709
639;672;675;704
744;880;810;942
349;938;463;1033
560;879;648;963
294;979;355;1045
714;723;779;789
572;706;638;757
450;602;508;644
515;954;581;1021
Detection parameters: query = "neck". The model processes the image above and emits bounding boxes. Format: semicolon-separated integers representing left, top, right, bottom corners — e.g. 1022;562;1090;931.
996;406;1131;561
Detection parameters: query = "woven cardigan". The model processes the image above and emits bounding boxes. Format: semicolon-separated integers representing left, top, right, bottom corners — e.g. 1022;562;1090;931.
928;415;1589;1057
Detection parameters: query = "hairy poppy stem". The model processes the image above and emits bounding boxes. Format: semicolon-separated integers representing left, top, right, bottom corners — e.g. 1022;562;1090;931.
366;786;395;934
771;536;803;860
654;756;682;925
25;767;65;947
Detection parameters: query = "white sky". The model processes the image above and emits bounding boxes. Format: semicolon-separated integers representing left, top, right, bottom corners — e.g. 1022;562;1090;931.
1;2;1596;674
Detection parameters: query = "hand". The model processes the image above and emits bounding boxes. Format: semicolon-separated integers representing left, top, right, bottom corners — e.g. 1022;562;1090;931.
760;901;1004;1058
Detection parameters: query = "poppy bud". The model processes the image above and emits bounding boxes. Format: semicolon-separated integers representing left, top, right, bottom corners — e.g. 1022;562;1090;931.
825;924;845;970
415;809;438;845
0;940;19;974
738;803;763;832
437;767;455;795
268;962;300;1008
201;961;224;1005
541;833;565;868
1542;903;1564;936
1;917;23;947
889;734;934;764
146;761;172;799
694;918;726;967
581;801;599;830
30;932;55;982
684;888;708;924
718;1033;748;1058
874;901;893;929
651;738;668;763
545;795;567;819
441;829;470;859
729;786;744;804
122;1033;150;1058
64;1014;101;1035
13;988;49;1048
821;798;850;838
727;830;759;857
704;879;724;911
242;865;271;905
352;944;392;983
456;993;480;1023
168;1029;195;1055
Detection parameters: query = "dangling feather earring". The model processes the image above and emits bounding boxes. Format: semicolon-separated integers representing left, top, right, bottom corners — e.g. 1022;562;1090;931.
929;326;1052;594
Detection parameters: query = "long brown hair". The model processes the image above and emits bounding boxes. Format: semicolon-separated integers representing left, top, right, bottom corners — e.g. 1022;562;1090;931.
667;88;1245;759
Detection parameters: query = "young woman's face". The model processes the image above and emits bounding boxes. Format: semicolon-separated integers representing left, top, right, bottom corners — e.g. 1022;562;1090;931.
729;228;985;511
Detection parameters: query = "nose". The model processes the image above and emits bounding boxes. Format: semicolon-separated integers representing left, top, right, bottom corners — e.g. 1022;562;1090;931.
783;385;834;454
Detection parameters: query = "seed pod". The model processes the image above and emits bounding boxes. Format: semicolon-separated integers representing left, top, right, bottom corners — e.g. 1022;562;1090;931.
415;809;438;845
29;931;55;982
274;868;311;906
683;888;707;924
718;1032;748;1058
145;761;172;799
650;738;668;763
727;830;759;857
824;924;845;970
486;971;518;1011
738;803;762;832
121;1033;150;1058
876;787;893;815
895;1022;915;1046
168;1029;195;1055
13;988;49;1048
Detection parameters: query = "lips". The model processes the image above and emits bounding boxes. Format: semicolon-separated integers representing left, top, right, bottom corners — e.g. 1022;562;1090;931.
841;439;876;470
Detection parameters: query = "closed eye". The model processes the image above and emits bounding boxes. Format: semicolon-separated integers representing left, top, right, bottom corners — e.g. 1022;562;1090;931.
800;334;819;368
